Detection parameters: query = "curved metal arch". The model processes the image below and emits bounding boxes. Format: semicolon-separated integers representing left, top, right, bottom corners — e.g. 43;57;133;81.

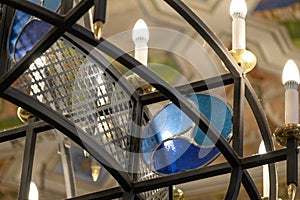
225;167;243;200
2;87;134;192
245;79;277;199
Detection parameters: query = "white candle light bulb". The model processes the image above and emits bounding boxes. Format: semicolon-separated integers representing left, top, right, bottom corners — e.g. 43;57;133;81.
29;181;39;200
132;19;149;42
230;0;247;19
282;59;300;84
230;0;247;50
282;59;299;124
132;19;149;66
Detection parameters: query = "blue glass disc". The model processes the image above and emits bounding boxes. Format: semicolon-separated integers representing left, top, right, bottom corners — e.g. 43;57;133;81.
187;94;232;147
152;138;219;174
14;19;52;62
142;103;194;165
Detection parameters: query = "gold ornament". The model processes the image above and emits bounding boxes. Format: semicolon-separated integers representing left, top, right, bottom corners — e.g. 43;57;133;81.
229;49;257;73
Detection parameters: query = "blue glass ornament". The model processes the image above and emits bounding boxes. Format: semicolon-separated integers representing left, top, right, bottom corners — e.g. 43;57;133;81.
142;103;194;165
142;93;232;174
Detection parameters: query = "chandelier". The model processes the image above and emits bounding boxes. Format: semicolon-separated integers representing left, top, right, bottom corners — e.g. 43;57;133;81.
0;0;299;199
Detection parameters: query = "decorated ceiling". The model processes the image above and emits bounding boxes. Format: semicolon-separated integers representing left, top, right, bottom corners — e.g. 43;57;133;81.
253;0;300;47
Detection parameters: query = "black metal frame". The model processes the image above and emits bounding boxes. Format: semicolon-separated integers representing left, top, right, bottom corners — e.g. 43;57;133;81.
0;0;292;199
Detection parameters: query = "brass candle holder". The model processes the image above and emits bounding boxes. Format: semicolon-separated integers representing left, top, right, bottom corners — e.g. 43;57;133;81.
229;49;257;73
274;123;300;147
274;123;300;200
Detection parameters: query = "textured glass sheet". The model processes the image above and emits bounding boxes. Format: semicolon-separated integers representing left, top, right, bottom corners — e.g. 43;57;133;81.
152;138;219;174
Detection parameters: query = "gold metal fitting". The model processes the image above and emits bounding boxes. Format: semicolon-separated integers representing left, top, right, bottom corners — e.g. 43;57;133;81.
93;21;103;40
126;74;156;94
229;49;257;73
288;183;297;200
17;107;34;123
274;123;300;147
173;186;184;200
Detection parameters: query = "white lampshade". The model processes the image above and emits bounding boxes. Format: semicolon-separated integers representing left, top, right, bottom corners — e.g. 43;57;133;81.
230;0;247;18
29;181;39;200
132;19;149;42
282;59;300;84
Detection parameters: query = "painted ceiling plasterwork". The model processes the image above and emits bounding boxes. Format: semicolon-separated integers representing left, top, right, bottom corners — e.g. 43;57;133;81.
253;0;300;47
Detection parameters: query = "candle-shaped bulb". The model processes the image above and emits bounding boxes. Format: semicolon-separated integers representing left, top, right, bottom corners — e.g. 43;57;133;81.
282;59;300;85
230;0;247;19
230;0;247;50
29;181;39;200
132;19;149;67
259;140;266;154
282;59;299;124
132;19;149;43
129;19;155;94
